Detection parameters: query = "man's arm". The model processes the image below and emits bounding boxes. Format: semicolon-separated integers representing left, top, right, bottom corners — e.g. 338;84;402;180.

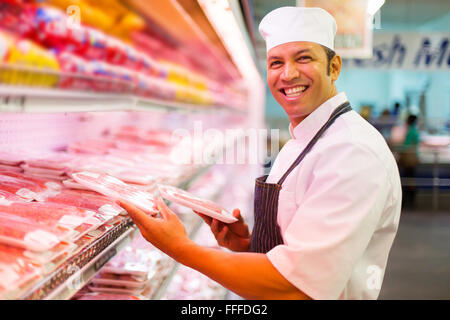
177;239;311;300
118;199;311;300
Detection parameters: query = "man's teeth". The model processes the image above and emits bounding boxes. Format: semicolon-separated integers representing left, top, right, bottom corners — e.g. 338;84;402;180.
285;86;307;96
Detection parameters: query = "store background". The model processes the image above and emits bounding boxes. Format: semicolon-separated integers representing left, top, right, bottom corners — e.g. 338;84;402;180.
0;0;448;300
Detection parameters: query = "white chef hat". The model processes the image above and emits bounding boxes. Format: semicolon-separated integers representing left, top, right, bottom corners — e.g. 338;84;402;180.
259;6;337;52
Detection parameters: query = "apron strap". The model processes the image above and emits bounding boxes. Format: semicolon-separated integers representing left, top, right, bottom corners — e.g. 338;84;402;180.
277;101;352;186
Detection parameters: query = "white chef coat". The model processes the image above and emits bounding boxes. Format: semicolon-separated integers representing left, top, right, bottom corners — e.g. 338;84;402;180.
266;92;402;300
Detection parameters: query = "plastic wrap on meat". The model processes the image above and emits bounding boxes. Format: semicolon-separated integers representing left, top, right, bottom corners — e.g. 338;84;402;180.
0;164;23;173
158;184;236;223
72;172;158;215
0;171;62;191
25;153;75;170
0;173;46;200
0;201;96;229
74;292;143;300
0;212;75;251
0;244;43;295
21;164;66;177
39;189;125;217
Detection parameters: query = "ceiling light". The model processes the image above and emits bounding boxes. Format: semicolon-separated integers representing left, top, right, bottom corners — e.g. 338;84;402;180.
367;0;385;16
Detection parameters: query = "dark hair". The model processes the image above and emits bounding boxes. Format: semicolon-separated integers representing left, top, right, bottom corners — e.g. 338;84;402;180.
321;45;336;75
407;115;418;126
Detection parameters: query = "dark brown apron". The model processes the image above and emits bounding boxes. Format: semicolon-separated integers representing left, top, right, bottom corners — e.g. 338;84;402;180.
250;102;352;253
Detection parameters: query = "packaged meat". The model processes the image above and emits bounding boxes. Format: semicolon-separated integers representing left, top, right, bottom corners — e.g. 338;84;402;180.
72;172;158;215
0;164;23;173
62;179;91;191
25;153;75;170
21;164;66;176
75;292;143;300
88;283;144;295
91;273;147;289
38;189;125;217
0;212;74;252
0;171;62;191
0;173;46;201
22;241;76;266
158;184;237;223
0;201;96;230
0;152;25;166
0;244;43;296
0;190;29;204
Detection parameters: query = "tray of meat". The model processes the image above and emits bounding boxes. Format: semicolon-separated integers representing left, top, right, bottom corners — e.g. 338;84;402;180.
74;292;143;300
88;283;145;295
62;179;91;191
91;273;147;289
158;184;237;223
0;171;62;191
72;172;158;216
0;244;43;297
22;241;76;265
0;164;22;173
0;201;96;230
39;189;125;217
0;173;46;201
0;212;75;252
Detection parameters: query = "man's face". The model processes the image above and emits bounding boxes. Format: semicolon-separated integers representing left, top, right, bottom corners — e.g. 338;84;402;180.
266;41;339;126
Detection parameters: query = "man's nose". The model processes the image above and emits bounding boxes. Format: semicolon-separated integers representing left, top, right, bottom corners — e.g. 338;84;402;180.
280;62;299;81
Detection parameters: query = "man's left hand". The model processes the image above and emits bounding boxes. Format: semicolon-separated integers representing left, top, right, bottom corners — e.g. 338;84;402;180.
118;197;189;256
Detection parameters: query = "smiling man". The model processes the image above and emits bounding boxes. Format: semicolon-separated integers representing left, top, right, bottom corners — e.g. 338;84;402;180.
119;6;402;300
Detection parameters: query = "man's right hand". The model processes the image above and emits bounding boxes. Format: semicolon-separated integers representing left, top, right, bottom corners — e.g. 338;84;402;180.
195;209;251;252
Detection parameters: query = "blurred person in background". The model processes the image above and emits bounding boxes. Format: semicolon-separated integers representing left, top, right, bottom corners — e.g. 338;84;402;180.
398;114;420;208
119;7;402;300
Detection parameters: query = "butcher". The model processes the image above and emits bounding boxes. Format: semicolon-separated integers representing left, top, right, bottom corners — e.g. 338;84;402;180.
118;6;402;300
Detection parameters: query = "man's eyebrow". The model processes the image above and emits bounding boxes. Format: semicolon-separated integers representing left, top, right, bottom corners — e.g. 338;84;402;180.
267;49;312;61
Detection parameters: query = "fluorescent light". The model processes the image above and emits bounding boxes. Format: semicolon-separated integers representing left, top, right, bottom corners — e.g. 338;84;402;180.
197;0;260;81
367;0;385;16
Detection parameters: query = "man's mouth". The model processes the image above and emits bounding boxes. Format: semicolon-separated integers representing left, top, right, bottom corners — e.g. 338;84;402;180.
280;85;309;98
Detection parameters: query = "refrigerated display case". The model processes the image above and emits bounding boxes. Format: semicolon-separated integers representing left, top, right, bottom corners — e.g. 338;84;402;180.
0;0;264;300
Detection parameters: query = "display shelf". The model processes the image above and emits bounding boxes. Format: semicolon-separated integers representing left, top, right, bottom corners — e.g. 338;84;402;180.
9;162;220;300
0;85;246;114
19;216;135;300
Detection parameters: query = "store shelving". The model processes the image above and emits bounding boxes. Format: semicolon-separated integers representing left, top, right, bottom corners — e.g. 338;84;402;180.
3;160;223;300
0;84;246;114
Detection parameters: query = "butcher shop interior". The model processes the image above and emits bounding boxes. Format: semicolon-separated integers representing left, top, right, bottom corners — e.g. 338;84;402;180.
0;0;448;301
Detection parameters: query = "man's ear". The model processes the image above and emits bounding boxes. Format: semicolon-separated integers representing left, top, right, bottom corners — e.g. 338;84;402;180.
330;54;342;82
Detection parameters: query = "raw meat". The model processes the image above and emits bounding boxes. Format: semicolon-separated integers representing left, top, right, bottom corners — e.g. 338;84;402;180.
62;179;91;191
0;201;95;229
75;292;142;300
0;164;22;173
21;164;66;176
0;244;43;294
158;184;236;223
0;212;74;251
72;172;158;215
39;189;125;217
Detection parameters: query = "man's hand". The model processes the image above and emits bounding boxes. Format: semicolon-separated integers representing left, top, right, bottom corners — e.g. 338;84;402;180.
195;209;251;252
118;198;189;257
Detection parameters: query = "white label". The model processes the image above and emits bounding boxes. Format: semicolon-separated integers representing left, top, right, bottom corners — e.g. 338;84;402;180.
58;215;85;228
0;196;13;206
99;204;122;216
15;188;37;200
0;266;20;287
45;182;62;190
24;229;59;251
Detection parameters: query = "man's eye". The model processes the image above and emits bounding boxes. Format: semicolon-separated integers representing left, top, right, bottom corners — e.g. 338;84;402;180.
298;56;312;61
270;61;282;67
